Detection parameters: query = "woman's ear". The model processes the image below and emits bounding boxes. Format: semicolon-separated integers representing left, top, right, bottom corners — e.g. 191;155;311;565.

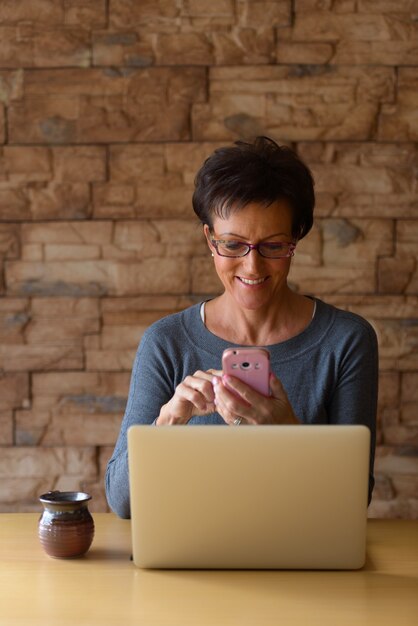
203;224;215;253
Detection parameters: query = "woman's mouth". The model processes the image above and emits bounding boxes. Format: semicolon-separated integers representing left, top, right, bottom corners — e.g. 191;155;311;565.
237;277;268;285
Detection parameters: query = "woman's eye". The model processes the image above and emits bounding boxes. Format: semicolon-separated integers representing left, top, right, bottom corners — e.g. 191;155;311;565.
223;241;243;250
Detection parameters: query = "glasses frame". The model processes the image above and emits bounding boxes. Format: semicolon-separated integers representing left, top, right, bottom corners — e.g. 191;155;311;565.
210;238;297;259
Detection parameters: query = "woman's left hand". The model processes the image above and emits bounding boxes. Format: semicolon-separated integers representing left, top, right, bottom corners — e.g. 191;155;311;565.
213;373;300;426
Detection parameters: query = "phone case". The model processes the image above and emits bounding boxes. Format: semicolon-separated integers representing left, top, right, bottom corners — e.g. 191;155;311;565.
222;347;271;397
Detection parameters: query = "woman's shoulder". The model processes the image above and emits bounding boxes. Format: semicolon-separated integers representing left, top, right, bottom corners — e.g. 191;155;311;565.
141;302;202;343
316;298;378;345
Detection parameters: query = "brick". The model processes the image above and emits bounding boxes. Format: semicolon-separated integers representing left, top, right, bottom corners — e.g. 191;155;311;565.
86;349;136;372
52;146;106;182
0;105;4;144
22;221;112;245
288;218;392;294
28;183;91;220
0;478;56;511
8;68;206;143
0;298;29;313
101;295;198;314
0;146;51;182
391;474;418;500
402;373;418;404
0;1;65;24
100;326;145;350
368;497;418;520
384;425;418;446
0;26;91;68
110;0;181;30
0;70;24;104
325;295;418;320
0;373;29;410
0;225;20;259
291;11;418;46
378;220;418;295
32;371;130;398
111;220;207;259
0;308;28;344
212;29;275;65
96;143;223;219
237;1;291;27
378;372;400;409
0;411;13;445
6;257;190;296
193;66;395;141
321;219;393;268
25;316;99;346
92;31;154;67
379;69;418;141
155;33;215;65
191;257;223;294
0;447;97;478
64;0;107;28
0;345;82;372
15;410;122;446
277;42;334;65
298;142;418;219
373;319;418;371
374;446;418;475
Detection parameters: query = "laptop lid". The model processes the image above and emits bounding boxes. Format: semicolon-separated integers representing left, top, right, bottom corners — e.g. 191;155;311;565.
127;425;370;570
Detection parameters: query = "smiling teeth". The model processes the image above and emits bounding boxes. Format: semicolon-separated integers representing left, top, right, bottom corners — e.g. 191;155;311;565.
240;277;265;285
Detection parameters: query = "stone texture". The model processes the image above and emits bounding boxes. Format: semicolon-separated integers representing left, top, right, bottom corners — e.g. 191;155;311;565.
0;411;13;445
281;7;418;66
0;146;106;220
0;373;29;410
192;65;395;141
8;68;206;144
0;1;417;519
94;143;223;219
379;69;418;141
298;142;418;219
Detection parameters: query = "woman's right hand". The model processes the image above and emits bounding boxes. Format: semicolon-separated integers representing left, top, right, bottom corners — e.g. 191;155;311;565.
156;369;221;425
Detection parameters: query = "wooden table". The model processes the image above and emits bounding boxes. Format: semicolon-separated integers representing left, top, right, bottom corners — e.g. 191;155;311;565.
0;514;417;625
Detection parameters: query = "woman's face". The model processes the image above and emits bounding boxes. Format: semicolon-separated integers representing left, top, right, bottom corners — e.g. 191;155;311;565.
204;200;295;312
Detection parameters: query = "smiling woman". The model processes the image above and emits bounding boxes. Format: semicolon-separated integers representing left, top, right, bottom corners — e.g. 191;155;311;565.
105;136;378;520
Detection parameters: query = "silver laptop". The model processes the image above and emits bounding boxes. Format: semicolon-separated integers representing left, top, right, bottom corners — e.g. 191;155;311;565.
127;425;370;570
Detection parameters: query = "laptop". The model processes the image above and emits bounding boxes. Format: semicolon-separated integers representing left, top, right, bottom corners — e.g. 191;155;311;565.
127;424;370;570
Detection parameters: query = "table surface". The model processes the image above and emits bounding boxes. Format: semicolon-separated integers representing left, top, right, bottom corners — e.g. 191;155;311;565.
0;514;417;626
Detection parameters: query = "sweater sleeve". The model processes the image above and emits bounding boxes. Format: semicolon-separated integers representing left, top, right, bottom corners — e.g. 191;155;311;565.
105;330;175;518
326;318;379;505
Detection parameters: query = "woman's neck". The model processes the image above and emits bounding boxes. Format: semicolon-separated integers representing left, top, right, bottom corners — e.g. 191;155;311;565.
205;290;314;346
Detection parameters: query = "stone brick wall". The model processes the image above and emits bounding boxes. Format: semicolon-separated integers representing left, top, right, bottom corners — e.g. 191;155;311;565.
0;1;417;517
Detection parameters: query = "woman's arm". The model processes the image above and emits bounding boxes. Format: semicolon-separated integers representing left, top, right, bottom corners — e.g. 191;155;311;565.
327;321;379;505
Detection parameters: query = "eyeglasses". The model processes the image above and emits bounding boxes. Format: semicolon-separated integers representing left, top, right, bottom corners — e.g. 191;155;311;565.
210;238;296;259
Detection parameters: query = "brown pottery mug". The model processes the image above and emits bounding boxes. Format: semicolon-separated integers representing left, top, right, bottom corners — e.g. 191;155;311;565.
39;491;95;558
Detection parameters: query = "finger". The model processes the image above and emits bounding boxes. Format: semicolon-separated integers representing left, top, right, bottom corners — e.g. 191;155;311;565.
221;374;267;406
184;374;215;403
207;368;222;377
214;378;257;424
268;373;287;399
177;381;212;412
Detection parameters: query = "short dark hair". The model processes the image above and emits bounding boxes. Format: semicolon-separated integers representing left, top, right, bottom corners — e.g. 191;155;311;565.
192;136;315;241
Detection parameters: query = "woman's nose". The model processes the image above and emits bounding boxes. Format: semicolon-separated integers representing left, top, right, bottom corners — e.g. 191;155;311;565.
242;248;265;273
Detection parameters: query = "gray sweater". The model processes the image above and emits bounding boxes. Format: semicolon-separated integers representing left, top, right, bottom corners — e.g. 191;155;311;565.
105;298;378;518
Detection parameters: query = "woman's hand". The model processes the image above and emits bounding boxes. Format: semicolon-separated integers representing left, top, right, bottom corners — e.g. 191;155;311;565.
156;369;222;425
213;372;299;426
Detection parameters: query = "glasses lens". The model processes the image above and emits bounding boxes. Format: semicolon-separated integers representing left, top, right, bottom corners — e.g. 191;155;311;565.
259;243;293;258
216;241;249;257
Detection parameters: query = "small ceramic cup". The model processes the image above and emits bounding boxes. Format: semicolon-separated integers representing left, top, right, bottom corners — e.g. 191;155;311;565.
38;491;95;558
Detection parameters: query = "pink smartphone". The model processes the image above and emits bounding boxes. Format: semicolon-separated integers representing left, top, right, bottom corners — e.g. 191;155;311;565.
222;347;271;397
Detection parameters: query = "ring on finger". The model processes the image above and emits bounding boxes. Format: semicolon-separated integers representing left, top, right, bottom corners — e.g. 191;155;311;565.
233;417;242;426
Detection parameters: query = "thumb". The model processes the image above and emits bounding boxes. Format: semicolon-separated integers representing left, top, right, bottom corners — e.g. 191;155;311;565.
269;373;287;400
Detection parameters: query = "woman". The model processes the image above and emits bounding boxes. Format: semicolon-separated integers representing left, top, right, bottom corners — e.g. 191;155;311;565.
105;136;378;519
